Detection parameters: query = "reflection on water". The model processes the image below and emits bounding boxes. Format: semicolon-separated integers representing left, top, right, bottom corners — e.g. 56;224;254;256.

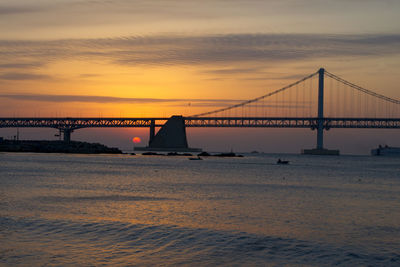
1;153;400;266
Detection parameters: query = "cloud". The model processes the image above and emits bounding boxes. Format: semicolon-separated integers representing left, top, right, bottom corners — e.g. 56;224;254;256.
78;74;102;78
0;34;399;68
200;67;265;75
0;73;53;81
0;93;307;111
0;0;268;20
200;68;307;81
0;62;45;70
0;5;40;15
0;94;244;105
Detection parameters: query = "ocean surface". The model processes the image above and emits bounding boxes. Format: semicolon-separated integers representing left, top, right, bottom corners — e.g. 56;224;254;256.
1;152;399;266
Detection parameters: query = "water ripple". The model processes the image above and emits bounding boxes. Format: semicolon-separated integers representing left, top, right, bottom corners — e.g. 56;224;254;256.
35;195;174;203
1;216;399;266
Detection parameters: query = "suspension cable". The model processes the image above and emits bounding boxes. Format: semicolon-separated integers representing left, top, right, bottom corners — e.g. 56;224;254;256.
192;70;319;117
192;69;399;118
325;70;400;105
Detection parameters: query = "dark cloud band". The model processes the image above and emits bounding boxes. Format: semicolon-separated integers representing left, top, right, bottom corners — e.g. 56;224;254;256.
0;94;244;105
0;33;399;69
0;73;52;81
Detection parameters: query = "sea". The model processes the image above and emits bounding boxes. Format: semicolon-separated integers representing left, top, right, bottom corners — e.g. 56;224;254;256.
1;152;399;266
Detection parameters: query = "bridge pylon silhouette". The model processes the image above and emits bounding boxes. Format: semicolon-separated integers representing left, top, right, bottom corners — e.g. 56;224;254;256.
317;67;325;150
302;68;340;155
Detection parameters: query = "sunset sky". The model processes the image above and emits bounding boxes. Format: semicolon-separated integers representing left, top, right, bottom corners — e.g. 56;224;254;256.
1;0;400;153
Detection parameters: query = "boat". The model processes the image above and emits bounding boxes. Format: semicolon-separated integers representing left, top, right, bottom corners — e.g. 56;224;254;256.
371;145;400;156
189;156;203;160
277;159;289;164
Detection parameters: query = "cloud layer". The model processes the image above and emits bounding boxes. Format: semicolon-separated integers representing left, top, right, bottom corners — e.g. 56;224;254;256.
1;33;400;73
0;94;243;107
2;0;399;36
0;73;52;81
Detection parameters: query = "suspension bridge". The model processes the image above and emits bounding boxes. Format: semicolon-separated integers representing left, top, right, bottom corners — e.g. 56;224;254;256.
1;68;399;154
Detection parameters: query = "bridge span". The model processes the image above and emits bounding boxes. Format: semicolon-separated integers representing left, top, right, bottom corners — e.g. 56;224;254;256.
1;116;399;141
1;68;400;153
2;117;400;129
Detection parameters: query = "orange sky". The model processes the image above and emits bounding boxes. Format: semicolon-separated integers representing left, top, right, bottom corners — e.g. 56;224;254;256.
1;0;400;153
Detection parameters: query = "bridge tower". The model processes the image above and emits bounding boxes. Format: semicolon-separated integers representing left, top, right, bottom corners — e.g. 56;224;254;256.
303;68;339;155
317;67;325;150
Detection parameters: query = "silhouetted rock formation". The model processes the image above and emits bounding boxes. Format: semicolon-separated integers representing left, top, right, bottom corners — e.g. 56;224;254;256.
135;116;201;152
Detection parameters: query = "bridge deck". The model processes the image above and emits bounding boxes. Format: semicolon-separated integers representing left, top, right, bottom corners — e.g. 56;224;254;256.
1;117;400;129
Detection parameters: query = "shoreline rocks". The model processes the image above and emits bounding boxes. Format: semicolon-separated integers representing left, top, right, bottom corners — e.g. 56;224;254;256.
0;140;122;154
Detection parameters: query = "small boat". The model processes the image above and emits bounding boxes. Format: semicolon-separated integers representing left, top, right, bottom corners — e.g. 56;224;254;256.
189;156;203;160
277;159;289;164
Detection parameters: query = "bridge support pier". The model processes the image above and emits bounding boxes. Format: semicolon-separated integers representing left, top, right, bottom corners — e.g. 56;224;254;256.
149;119;155;144
61;129;73;142
317;127;323;150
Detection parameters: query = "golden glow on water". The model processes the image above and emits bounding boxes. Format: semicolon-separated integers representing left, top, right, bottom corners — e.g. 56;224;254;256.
2;153;400;265
3;153;400;242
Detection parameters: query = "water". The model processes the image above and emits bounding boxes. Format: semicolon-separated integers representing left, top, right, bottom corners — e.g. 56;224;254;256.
1;152;399;266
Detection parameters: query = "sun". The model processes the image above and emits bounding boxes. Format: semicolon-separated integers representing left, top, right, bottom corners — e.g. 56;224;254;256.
132;137;141;143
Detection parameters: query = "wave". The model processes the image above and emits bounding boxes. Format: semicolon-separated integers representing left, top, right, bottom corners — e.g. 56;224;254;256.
35;195;174;203
1;216;399;266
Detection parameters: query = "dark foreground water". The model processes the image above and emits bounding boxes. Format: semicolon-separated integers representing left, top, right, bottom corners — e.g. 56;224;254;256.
1;152;399;266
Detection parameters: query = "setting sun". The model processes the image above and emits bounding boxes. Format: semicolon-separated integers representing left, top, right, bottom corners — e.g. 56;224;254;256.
132;137;141;143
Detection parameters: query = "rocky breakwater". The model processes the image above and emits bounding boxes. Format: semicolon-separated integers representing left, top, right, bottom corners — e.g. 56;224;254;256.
0;140;122;154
